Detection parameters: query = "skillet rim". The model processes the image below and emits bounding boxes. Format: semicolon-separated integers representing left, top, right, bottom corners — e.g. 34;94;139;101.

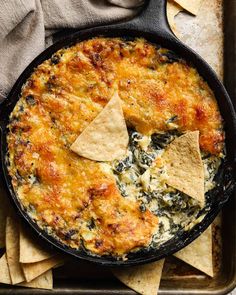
0;25;235;266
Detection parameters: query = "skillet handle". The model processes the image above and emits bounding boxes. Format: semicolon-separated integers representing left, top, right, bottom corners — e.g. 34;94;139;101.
127;0;173;35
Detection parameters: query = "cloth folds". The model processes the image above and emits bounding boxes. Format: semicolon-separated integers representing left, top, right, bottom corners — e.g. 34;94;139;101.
0;0;144;100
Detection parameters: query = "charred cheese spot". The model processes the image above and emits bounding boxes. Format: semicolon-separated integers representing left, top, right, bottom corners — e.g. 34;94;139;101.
7;37;224;257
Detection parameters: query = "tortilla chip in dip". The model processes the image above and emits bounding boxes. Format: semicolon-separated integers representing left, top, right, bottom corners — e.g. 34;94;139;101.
163;131;205;206
112;259;165;295
5;216;25;284
174;226;213;277
173;0;202;15
70;91;129;161
19;225;53;264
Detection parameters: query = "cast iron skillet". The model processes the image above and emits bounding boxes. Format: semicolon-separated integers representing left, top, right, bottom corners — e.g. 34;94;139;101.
0;0;235;266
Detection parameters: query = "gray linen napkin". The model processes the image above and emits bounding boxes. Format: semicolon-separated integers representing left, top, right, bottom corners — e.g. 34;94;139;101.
0;0;144;100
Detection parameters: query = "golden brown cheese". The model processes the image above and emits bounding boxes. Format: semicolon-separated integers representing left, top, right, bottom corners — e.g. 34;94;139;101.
7;37;224;257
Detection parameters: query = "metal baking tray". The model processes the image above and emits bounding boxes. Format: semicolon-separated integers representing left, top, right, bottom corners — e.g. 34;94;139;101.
0;0;235;294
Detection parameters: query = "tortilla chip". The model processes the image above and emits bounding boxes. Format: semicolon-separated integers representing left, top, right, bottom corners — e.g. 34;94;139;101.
70;91;129;161
112;259;165;295
167;1;183;34
19;225;53;263
173;0;202;15
0;254;53;289
174;226;213;277
5;216;25;284
0;186;12;248
0;254;11;284
163;131;205;206
22;255;64;282
19;270;53;290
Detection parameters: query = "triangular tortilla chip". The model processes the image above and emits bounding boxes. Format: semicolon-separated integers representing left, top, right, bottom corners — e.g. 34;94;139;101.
19;270;53;290
0;254;12;284
5;216;25;284
174;226;213;277
0;254;53;289
0;186;12;248
173;0;202;15
19;225;53;263
163;131;205;206
21;255;64;282
112;259;165;295
167;1;183;34
70;91;129;161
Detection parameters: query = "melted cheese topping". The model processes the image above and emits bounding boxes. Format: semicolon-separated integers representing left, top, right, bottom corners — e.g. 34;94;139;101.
7;38;224;257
